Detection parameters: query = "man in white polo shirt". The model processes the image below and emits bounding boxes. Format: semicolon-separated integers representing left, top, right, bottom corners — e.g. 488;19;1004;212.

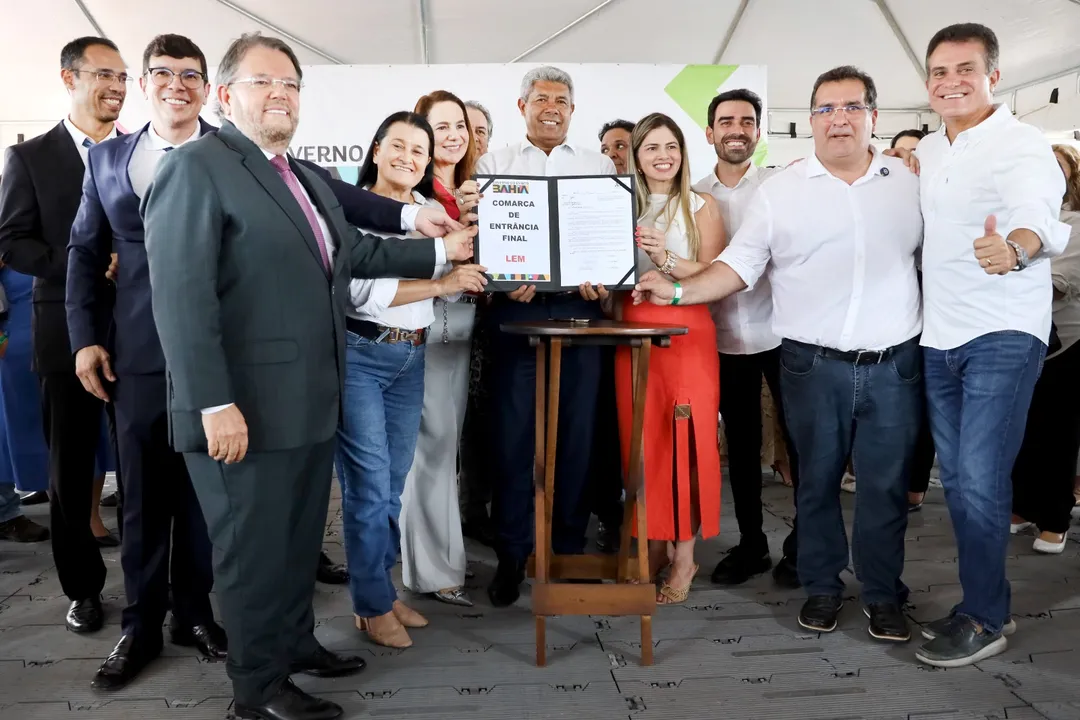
691;88;799;590
635;66;923;644
911;23;1070;669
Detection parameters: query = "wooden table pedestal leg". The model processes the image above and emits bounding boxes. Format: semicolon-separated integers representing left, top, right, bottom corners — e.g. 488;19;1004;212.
626;340;654;665
534;338;562;667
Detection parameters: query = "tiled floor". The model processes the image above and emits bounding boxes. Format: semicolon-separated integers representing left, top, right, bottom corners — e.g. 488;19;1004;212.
1;474;1079;719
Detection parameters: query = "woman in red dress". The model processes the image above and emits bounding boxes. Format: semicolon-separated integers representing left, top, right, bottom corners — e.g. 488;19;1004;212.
616;113;726;604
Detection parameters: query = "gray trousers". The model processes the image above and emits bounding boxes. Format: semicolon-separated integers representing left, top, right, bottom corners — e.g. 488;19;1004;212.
400;300;475;592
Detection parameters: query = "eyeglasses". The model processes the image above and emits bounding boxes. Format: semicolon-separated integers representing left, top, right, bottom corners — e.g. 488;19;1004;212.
229;76;302;93
72;68;132;86
811;104;872;119
147;67;207;89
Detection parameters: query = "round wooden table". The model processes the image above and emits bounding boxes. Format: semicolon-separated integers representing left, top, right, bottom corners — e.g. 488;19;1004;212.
499;318;689;667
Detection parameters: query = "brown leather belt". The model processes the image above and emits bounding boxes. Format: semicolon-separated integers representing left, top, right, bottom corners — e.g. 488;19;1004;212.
345;317;427;346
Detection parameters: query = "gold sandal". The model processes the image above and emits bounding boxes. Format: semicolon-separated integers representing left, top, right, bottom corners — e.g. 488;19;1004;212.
656;564;698;605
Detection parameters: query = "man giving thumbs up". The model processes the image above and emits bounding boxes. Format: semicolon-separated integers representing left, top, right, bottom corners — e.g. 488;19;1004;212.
912;23;1071;670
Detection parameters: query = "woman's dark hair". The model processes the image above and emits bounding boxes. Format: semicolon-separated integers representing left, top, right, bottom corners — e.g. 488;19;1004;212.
355;111;436;201
891;128;926;148
414;90;478;188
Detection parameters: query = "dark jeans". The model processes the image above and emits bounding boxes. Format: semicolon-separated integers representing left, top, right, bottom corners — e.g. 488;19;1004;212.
924;330;1045;634
718;347;798;559
589;345;624;529
908;410;937;495
1012;338;1080;533
780;337;922;605
489;294;603;563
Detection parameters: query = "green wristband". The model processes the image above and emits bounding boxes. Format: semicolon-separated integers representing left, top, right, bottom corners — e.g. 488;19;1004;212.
671;282;682;305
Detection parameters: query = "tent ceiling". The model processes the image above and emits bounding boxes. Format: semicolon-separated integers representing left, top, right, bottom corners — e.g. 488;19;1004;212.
4;0;1080;125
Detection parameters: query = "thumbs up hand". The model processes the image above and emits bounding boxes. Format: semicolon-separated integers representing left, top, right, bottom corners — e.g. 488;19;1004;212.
973;214;1015;275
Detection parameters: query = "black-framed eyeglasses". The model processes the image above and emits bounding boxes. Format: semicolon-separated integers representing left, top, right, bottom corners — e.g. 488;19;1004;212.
147;67;207;89
72;68;132;85
811;104;872;119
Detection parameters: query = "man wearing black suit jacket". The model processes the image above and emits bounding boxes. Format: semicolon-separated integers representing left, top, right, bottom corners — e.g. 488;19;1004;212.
142;33;477;720
0;36;129;635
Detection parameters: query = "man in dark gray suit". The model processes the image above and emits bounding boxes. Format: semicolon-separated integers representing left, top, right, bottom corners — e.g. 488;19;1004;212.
142;33;477;720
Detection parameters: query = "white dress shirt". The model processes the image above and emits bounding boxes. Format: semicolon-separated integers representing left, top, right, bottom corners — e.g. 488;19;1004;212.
475;139;615;177
694;163;782;354
917;103;1071;350
63;117;119;165
716;147;923;352
129;123;201;199
347;191;454;330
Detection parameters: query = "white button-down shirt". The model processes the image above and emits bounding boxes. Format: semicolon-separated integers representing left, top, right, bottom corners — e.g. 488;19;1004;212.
694;163;781;354
475;139;615;177
917;103;1070;350
348;191;455;330
129;123;201;199
716;147;923;352
63;117;119;165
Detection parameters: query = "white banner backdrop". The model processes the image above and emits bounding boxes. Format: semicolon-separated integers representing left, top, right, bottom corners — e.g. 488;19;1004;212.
118;63;768;184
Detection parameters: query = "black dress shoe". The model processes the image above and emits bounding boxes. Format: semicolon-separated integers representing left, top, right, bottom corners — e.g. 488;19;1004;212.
94;531;120;548
772;555;801;589
66;597;104;633
19;491;49;505
798;595;844;632
171;621;228;659
863;603;910;642
289;645;365;678
711;545;772;585
233;680;343;720
99;492;118;508
316;551;348;585
487;559;525;607
0;515;50;542
595;522;621;554
91;634;161;690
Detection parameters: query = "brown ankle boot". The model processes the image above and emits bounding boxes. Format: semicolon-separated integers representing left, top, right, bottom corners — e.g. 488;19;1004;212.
355;611;412;648
392;600;428;628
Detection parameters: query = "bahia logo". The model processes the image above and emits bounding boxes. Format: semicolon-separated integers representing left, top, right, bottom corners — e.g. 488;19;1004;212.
491;182;529;194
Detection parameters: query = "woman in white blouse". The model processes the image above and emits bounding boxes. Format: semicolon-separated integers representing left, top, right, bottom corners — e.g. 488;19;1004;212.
1009;144;1080;553
337;111;485;649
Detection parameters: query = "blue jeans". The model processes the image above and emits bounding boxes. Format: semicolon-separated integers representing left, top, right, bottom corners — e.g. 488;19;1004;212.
923;330;1045;634
336;332;425;618
0;482;22;524
780;337;923;605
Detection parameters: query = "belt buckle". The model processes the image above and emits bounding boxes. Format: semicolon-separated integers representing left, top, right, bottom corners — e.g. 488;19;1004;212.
856;349;884;365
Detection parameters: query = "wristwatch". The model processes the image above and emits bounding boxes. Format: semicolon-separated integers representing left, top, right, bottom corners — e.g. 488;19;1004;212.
1005;239;1029;271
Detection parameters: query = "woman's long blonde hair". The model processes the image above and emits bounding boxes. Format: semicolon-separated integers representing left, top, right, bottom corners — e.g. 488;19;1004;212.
627;113;700;260
1053;144;1080;212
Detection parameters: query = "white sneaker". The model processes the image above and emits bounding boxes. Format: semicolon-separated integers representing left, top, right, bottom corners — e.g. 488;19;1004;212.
1010;521;1034;534
841;473;856;494
1033;532;1067;554
1071;502;1080;520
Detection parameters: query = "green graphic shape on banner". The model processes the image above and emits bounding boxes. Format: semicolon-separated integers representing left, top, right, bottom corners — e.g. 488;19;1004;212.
664;64;739;130
665;64;768;166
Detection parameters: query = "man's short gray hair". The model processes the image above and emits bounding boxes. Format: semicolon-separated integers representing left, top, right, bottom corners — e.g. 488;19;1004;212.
519;66;574;104
212;32;303;120
464;100;493;137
